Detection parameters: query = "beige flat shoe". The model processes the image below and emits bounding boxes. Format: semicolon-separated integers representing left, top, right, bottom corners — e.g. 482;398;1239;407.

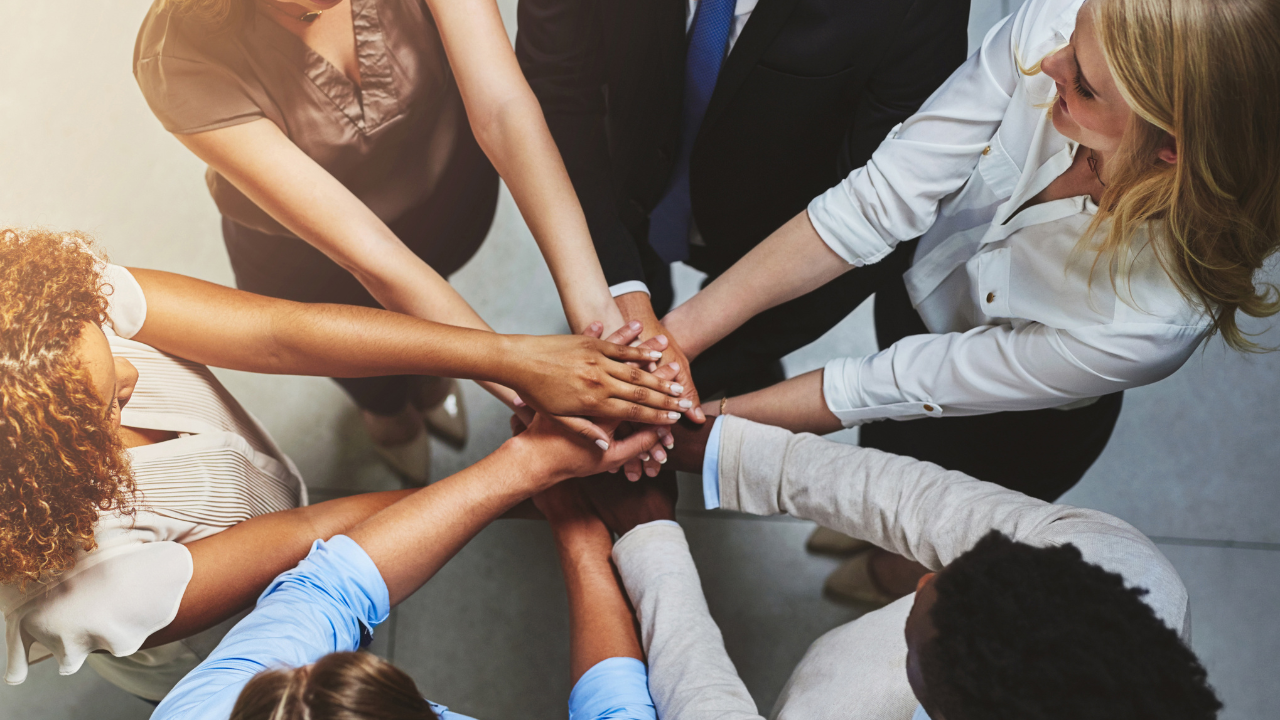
823;552;898;608
806;526;874;556
372;424;432;487
416;378;468;450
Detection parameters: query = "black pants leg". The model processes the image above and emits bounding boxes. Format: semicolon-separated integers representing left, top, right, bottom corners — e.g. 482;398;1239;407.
858;266;1123;501
221;132;499;416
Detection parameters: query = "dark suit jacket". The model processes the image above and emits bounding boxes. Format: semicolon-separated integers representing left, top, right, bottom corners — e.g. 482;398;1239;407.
518;0;969;290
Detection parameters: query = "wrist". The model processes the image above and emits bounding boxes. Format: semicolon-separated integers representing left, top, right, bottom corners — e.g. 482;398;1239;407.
661;305;703;358
501;434;570;492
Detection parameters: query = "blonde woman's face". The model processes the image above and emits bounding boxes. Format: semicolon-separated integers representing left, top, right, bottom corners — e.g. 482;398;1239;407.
1041;3;1133;155
77;321;139;431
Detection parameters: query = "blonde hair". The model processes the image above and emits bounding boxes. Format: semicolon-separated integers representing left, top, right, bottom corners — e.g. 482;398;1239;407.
0;229;136;586
1088;0;1280;350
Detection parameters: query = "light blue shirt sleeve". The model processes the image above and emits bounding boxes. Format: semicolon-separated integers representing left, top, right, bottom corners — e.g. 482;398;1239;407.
152;536;394;720
701;415;726;510
567;657;655;720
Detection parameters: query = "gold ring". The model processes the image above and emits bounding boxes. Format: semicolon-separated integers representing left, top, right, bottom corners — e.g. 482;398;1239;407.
720;397;729;416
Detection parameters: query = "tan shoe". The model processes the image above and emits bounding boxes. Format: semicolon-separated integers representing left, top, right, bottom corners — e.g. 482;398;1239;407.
372;424;432;487
823;552;897;608
806;526;874;556
416;378;468;449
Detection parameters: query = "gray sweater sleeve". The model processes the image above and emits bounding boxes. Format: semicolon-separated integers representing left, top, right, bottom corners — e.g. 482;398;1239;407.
612;524;766;720
716;416;1191;638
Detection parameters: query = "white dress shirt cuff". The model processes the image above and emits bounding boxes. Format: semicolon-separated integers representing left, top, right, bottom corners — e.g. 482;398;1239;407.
822;356;944;427
609;281;651;298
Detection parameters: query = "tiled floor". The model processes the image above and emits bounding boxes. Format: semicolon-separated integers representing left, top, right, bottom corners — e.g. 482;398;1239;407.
3;1;1277;718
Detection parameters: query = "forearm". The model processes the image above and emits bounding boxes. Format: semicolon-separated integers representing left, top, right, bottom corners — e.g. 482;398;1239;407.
475;95;623;333
719;370;842;435
553;521;644;683
663;212;850;358
145;489;413;648
349;440;558;605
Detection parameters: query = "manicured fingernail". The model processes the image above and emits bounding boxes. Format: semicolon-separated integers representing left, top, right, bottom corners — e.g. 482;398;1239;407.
664;437;674;449
670;383;684;394
629;320;642;330
694;408;706;422
679;399;693;409
608;467;618;474
595;439;610;450
627;471;640;482
655;335;667;345
647;466;658;477
589;321;601;330
668;362;680;371
655;449;667;463
667;411;680;420
649;351;663;359
640;453;651;461
513;395;525;407
648;362;658;372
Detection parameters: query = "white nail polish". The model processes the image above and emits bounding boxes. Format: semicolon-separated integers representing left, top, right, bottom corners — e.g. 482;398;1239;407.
670;383;684;394
640;453;651;461
649;351;663;359
658;455;667;464
668;411;680;419
679;399;693;409
595;439;610;450
664;440;675;449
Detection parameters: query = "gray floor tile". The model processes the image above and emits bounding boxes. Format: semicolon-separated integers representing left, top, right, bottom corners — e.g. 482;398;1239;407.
0;660;153;720
1154;543;1280;720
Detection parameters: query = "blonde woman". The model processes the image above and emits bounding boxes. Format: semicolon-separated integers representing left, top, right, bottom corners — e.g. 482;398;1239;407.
0;228;675;701
133;0;702;482
664;0;1280;602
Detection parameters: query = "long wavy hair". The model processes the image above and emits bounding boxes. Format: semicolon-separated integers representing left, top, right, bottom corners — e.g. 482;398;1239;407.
0;228;136;586
1087;0;1280;350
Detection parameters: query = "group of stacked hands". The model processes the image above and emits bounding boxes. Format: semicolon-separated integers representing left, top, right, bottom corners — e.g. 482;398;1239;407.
5;0;1278;716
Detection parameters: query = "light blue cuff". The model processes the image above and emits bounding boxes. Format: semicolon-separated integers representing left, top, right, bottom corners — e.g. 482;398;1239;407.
701;415;726;510
568;657;655;720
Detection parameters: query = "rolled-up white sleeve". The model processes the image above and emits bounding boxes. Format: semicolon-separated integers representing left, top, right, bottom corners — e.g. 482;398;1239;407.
806;7;1023;266
822;320;1209;426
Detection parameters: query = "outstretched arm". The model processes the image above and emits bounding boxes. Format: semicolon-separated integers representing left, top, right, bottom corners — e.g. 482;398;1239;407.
426;0;623;334
535;482;644;684
128;267;689;430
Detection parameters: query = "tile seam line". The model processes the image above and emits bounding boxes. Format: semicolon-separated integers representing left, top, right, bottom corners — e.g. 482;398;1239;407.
1148;536;1280;552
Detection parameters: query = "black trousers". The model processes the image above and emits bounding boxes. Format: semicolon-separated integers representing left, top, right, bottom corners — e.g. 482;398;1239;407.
694;240;1124;500
223;131;499;416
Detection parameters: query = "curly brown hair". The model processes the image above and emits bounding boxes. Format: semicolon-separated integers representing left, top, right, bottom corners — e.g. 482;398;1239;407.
0;228;135;586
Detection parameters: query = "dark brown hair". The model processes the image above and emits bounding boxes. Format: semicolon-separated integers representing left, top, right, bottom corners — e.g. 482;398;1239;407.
0;228;135;586
230;652;439;720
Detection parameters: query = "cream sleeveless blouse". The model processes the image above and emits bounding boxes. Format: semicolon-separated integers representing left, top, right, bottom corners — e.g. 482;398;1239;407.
1;264;306;701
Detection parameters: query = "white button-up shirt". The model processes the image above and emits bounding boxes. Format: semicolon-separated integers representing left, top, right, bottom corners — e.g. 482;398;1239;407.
807;0;1211;426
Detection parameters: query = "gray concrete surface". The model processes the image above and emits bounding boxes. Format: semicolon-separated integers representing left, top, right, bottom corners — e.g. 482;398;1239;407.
2;0;1276;718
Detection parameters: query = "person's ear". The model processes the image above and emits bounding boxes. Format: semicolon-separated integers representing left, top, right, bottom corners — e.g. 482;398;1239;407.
1157;133;1177;164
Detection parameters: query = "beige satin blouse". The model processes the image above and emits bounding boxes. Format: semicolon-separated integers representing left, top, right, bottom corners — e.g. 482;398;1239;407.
134;0;464;238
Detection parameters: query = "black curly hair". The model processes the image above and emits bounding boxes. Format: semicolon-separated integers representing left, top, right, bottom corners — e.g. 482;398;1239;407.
919;531;1221;720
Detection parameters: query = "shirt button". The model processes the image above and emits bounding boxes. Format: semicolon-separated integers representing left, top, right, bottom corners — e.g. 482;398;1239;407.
986;291;995;303
982;145;992;155
923;404;935;412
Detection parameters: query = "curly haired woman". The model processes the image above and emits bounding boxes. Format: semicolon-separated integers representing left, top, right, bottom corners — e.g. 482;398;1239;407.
0;227;681;701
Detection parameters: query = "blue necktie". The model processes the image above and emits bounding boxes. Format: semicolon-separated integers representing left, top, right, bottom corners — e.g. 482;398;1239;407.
648;0;736;264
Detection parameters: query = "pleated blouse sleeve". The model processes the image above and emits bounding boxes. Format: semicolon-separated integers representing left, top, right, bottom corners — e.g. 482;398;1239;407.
3;521;194;686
